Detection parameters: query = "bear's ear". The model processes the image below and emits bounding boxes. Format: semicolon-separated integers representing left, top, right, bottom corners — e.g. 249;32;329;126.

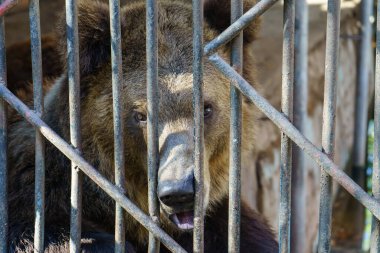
203;0;259;43
57;1;114;77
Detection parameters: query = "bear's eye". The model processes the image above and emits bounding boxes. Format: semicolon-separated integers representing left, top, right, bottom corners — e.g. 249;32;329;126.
204;103;213;119
133;111;147;124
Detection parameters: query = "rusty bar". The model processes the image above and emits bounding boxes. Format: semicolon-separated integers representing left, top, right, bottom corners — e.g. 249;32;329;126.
279;0;295;252
0;84;187;253
203;0;278;56
371;0;380;252
146;0;160;252
228;0;243;252
317;1;341;252
291;0;307;252
353;0;373;191
109;0;126;252
29;0;45;252
192;0;204;251
0;0;18;16
207;54;380;220
66;0;82;251
0;0;7;250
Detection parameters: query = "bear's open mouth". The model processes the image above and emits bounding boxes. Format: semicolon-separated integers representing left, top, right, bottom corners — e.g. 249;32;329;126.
169;210;194;230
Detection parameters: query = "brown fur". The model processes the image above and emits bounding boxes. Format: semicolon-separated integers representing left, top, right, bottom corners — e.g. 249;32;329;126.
6;35;61;96
7;0;278;252
5;36;61;124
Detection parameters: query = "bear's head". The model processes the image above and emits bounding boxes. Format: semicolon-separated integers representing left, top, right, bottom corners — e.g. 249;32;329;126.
57;0;259;235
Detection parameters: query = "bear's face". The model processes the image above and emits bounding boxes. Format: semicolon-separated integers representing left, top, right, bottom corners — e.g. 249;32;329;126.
60;0;258;233
121;67;232;231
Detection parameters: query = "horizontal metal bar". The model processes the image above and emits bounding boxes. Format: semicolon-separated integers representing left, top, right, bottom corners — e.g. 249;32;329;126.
0;0;7;249
146;0;160;251
318;0;341;252
208;54;380;220
203;0;278;56
29;0;45;252
0;84;187;253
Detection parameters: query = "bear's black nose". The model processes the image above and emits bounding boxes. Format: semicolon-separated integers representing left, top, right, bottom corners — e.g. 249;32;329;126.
158;174;194;208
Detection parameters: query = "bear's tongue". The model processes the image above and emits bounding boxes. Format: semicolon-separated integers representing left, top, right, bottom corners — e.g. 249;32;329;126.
171;211;194;230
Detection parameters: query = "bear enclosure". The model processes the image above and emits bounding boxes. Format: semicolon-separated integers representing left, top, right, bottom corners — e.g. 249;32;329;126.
0;0;379;253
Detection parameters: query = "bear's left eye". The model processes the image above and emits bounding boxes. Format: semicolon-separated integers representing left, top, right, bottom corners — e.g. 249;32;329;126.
133;111;147;125
204;103;213;119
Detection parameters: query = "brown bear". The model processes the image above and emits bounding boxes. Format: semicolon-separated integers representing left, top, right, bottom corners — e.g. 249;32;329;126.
6;36;62;96
7;0;278;252
5;36;62;124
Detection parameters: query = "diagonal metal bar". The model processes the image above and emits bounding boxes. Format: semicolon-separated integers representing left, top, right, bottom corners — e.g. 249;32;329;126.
0;84;187;253
207;54;380;220
203;0;278;56
0;0;18;16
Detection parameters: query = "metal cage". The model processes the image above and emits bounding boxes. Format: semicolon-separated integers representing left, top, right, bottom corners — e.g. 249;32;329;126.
0;0;378;252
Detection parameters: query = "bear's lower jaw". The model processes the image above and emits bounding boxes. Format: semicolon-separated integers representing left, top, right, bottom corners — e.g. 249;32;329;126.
169;210;194;231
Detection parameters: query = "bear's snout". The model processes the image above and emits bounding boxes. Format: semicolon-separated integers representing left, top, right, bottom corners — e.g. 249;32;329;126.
158;169;196;231
157;130;199;230
158;172;195;231
158;173;194;208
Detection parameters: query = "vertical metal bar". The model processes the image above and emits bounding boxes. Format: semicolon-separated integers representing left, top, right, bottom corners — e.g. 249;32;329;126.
317;1;341;252
371;1;380;252
353;0;373;186
109;0;125;252
0;0;7;250
29;0;45;252
66;0;82;252
146;0;160;252
291;0;307;253
352;0;374;247
192;0;204;252
228;0;243;252
278;0;295;252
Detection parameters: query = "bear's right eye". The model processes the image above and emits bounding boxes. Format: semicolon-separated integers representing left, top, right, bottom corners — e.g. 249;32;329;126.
133;111;147;125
